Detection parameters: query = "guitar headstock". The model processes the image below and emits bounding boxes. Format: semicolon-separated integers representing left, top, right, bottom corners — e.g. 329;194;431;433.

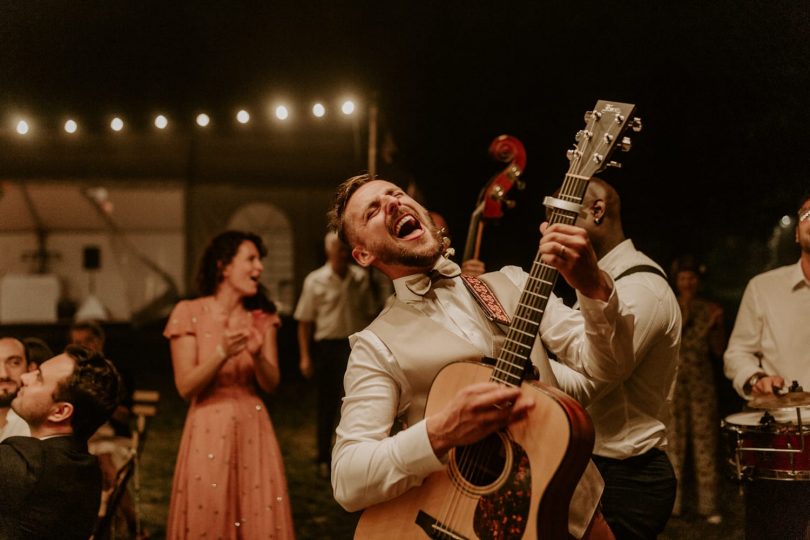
566;100;641;179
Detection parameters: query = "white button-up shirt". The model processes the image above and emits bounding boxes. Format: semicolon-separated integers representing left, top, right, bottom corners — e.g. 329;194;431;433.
293;263;376;341
724;261;810;398
549;239;681;459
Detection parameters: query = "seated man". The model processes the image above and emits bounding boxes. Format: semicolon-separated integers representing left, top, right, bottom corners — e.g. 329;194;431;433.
0;337;32;442
0;345;121;540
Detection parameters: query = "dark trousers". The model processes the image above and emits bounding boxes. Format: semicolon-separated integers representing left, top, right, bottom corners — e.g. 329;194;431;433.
592;448;677;540
745;480;810;540
314;338;351;465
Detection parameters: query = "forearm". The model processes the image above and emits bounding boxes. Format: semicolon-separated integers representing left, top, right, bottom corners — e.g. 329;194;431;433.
254;333;281;393
546;285;635;383
297;321;313;360
333;419;443;512
724;345;765;397
174;349;227;400
332;333;444;512
724;297;765;397
550;360;614;406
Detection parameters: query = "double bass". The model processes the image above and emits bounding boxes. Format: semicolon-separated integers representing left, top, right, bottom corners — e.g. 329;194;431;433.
462;135;527;263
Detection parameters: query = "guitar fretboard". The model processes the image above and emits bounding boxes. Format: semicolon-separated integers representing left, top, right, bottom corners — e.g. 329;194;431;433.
490;174;591;386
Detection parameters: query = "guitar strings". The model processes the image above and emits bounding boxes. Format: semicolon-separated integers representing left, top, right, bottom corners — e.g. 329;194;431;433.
436;125;601;533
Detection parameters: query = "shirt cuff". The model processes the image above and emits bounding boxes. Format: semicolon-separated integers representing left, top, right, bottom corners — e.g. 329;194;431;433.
396;419;446;476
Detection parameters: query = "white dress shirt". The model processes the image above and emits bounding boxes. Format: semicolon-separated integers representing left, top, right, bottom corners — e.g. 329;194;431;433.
293;263;376;341
0;409;31;443
724;261;810;398
332;259;634;522
549;239;681;459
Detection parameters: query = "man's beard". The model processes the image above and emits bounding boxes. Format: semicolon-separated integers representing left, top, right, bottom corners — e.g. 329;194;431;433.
372;224;444;269
0;387;18;408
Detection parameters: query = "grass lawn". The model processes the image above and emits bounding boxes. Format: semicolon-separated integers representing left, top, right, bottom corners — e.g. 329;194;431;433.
135;375;359;539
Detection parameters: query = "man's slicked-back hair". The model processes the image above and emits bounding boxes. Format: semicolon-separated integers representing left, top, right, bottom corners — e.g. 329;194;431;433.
328;174;374;246
55;345;122;441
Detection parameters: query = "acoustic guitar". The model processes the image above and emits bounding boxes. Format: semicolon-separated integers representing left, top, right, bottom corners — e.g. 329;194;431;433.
355;100;641;539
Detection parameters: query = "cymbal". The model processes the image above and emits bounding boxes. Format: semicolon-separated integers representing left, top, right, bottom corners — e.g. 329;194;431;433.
749;391;810;410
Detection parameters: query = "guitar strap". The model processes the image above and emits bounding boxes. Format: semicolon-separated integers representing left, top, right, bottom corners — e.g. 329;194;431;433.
460;274;511;326
462;271;560;389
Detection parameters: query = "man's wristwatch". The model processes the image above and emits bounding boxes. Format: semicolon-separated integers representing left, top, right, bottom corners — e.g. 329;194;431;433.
744;372;767;394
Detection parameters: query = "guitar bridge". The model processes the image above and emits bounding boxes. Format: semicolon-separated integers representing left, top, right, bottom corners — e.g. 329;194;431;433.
415;510;470;540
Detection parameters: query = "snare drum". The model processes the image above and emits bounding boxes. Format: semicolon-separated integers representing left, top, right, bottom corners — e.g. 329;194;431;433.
722;408;810;481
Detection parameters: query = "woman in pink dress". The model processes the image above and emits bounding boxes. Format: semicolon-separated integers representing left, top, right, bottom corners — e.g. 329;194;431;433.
164;230;295;539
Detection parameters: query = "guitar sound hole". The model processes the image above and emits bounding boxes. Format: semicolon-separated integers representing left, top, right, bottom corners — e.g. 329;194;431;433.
454;433;508;488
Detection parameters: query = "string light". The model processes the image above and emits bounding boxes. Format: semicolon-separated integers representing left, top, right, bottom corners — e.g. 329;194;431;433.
2;95;364;135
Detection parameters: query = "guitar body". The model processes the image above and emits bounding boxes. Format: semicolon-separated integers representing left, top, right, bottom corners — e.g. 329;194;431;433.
355;361;594;539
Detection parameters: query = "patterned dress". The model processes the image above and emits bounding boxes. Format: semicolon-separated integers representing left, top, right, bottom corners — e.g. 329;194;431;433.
667;298;721;516
164;297;295;539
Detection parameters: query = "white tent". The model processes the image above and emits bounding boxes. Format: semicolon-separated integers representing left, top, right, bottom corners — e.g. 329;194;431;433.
0;180;184;323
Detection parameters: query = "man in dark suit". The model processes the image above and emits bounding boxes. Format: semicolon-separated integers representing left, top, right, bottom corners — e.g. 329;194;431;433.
0;345;121;540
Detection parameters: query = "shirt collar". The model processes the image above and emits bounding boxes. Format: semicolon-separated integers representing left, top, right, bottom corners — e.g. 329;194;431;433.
597;238;637;277
789;260;809;291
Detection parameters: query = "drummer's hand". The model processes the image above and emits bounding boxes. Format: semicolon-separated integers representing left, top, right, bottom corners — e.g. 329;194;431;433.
751;375;785;396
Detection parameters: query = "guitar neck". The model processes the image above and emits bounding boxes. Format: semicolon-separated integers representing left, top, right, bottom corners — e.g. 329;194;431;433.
490;174;592;386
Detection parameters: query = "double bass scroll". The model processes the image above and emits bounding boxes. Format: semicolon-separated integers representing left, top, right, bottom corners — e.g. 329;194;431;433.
462;135;527;263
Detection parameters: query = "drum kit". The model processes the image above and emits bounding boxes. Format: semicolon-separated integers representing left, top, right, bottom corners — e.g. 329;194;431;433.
722;385;810;482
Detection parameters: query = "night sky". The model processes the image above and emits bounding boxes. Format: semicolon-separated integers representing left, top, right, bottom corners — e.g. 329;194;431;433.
2;1;809;285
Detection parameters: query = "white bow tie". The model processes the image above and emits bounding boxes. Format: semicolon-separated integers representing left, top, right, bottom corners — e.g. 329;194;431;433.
403;257;462;296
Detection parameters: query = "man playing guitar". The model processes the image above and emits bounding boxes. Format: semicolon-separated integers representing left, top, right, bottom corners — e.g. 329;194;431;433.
328;174;632;539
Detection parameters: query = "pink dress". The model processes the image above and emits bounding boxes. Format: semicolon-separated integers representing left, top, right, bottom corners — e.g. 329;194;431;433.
164;297;295;539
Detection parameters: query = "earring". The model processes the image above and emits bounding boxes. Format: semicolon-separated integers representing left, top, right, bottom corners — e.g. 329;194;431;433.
594;216;603;225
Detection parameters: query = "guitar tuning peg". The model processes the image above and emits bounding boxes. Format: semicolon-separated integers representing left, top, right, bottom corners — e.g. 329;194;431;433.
629;117;642;132
583;110;602;123
607;160;622;169
516;179;526;190
566;148;580;161
504;199;517;209
619;137;632;152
